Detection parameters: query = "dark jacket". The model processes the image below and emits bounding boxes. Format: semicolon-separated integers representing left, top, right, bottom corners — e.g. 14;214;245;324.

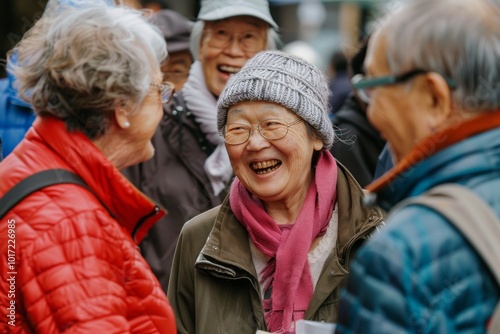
328;72;351;115
330;94;385;187
0;116;176;333
337;117;500;333
167;162;384;334
123;92;228;292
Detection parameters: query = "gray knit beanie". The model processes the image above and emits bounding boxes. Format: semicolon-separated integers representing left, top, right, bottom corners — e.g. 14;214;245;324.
217;50;334;149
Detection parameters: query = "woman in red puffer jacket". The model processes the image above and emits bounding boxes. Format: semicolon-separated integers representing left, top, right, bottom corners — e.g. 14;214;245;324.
0;3;176;333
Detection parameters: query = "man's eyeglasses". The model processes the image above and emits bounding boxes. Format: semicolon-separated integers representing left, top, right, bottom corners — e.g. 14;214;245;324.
150;81;175;104
204;29;266;53
351;69;456;104
223;118;302;145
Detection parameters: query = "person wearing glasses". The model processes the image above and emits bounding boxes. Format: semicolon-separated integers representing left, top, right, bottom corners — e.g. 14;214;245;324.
122;0;280;293
0;4;177;332
167;51;385;334
336;0;500;333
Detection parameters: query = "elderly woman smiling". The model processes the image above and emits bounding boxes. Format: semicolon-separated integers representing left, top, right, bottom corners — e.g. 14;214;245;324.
0;3;176;333
122;0;280;293
167;50;384;334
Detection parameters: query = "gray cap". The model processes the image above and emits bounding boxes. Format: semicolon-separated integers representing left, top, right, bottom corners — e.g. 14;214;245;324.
217;50;334;150
197;0;278;29
152;9;194;53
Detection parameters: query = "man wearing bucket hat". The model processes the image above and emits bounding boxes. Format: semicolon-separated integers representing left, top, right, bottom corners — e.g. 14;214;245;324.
167;50;384;334
123;0;280;293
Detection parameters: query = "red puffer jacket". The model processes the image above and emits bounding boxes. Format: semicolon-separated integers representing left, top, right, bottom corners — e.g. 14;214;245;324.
0;117;176;333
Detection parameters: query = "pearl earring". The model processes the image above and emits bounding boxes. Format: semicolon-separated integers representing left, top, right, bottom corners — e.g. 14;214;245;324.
123;121;130;128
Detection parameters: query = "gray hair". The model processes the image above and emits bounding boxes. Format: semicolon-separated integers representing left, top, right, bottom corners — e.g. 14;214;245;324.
189;20;280;59
10;4;167;139
383;0;500;113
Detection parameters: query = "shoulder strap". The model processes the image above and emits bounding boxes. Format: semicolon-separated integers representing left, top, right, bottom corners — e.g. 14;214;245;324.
0;169;90;219
393;184;500;333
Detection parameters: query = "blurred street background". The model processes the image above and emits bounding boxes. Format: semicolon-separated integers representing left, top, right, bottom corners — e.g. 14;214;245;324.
0;0;403;78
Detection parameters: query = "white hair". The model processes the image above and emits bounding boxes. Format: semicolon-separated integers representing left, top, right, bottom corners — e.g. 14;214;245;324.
10;4;167;139
383;0;500;112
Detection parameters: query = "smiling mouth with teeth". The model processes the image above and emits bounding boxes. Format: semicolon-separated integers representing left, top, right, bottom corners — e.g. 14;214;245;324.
219;65;241;74
251;160;282;175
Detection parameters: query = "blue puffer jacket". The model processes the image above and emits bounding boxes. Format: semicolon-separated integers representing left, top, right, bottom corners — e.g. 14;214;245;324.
0;71;36;157
337;124;500;333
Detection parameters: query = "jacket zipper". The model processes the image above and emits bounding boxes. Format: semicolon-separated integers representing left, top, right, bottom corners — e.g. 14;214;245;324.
132;206;160;244
340;215;382;266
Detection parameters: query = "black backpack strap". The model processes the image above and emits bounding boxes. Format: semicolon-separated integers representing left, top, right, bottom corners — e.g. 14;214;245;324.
0;169;90;219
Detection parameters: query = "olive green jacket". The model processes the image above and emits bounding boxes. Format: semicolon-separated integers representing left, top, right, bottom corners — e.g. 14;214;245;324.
167;163;384;334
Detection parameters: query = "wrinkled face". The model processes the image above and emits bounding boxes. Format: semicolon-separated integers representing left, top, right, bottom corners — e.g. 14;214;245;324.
224;101;323;204
161;50;193;91
198;16;268;97
125;73;165;165
365;31;440;162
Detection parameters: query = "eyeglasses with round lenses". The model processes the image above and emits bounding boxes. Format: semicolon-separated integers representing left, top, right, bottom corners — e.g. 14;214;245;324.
204;28;266;53
150;81;175;104
223;118;303;145
351;69;456;104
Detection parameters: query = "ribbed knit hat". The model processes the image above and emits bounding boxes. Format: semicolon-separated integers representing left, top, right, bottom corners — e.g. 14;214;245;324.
217;50;334;149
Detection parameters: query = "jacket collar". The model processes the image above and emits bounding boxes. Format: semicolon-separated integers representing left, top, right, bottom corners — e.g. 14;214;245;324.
335;162;384;260
366;110;500;210
33;116;165;244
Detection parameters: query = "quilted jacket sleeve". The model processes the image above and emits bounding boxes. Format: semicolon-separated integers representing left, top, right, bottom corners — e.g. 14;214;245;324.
18;210;139;333
336;226;420;333
336;207;499;334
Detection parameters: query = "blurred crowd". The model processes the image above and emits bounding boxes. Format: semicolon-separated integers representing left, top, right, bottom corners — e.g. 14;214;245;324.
1;0;500;333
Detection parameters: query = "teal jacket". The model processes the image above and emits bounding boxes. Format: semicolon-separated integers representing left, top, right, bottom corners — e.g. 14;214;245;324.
337;124;500;333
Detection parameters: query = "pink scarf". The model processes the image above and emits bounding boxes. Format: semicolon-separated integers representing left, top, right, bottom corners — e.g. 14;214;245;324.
230;151;338;333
